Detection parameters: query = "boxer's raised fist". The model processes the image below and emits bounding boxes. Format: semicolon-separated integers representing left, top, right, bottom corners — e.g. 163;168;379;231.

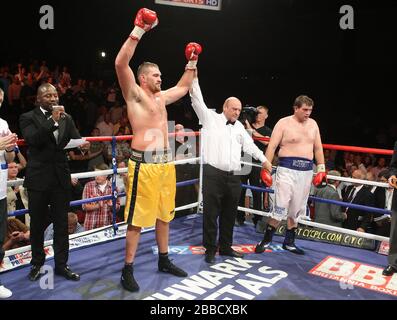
130;8;158;41
185;42;202;70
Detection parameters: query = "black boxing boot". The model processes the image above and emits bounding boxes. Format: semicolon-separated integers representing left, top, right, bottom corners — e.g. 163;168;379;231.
255;224;276;253
282;227;305;255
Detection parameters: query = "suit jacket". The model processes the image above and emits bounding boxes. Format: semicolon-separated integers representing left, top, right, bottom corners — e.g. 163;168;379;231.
373;186;395;212
19;108;81;191
342;185;375;231
390;141;397;210
313;184;345;227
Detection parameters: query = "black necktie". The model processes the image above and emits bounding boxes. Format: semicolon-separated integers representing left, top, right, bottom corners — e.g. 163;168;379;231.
347;187;356;202
43;110;51;118
226;120;236;126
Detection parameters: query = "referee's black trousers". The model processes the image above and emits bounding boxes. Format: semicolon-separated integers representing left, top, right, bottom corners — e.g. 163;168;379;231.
203;165;242;253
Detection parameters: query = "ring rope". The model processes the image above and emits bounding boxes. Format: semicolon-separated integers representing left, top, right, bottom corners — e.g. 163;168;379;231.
237;206;389;242
241;184;391;216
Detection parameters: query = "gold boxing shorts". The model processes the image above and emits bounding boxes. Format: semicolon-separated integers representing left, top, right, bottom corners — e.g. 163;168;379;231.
124;149;176;227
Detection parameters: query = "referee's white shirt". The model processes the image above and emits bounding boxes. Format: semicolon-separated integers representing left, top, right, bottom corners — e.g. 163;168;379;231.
190;78;266;172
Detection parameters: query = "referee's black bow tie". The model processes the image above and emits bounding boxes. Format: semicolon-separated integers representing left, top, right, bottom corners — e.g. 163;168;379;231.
226;120;236;126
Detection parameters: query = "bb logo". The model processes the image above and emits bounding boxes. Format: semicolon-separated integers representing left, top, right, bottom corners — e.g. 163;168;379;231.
309;256;397;297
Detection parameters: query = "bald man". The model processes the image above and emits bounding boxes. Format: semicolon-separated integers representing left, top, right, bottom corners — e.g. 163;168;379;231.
189;72;272;264
19;84;87;282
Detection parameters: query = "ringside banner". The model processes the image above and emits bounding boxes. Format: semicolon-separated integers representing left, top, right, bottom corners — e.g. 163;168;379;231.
155;0;222;11
275;224;377;250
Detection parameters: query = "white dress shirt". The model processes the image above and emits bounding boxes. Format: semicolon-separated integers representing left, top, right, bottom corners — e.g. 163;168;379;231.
41;107;59;143
190;78;266;172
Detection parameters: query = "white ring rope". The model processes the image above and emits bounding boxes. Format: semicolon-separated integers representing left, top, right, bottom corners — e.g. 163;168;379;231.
6;157;200;187
238;206;389;243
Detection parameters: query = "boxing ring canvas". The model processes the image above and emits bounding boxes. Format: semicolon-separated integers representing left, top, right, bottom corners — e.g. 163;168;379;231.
3;214;396;300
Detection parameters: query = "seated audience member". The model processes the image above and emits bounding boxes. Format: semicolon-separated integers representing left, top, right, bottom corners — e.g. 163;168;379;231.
372;169;393;237
313;170;346;227
44;212;85;241
3;218;30;250
87;127;106;171
7;162;29;226
342;169;375;233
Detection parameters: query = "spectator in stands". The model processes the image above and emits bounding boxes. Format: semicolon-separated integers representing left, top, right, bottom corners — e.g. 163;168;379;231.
373;169;393;237
44;212;85;241
57;77;71;97
324;149;336;170
363;154;375;171
82;163;120;230
366;170;377;193
7;162;29;226
15;64;27;84
2;218;30;251
112;111;132;136
109;101;124;125
105;130;131;164
342;169;375;232
106;84;118;108
371;157;387;180
20;73;37;112
97;111;114;137
8;76;22;114
353;154;367;175
72;79;84;96
313;170;346;227
68;144;104;175
60;66;71;85
87;128;106;171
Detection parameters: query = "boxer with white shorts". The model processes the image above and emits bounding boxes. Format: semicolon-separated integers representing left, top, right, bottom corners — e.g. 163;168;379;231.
256;95;327;255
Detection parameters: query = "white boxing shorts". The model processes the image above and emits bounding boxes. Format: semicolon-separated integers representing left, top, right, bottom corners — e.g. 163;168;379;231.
271;157;313;223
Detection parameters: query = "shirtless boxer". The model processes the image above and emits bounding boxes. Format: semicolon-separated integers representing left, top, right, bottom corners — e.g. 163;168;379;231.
255;95;327;255
115;8;200;292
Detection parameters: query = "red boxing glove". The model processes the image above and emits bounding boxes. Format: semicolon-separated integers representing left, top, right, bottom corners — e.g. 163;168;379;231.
312;164;327;188
130;8;159;41
261;169;273;187
185;42;202;70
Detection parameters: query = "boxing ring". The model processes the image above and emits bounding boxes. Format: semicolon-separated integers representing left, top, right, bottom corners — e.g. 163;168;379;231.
1;134;397;300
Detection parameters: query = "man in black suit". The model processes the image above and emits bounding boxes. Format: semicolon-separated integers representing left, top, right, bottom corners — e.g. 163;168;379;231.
373;169;393;237
19;83;87;281
342;169;375;232
383;141;397;276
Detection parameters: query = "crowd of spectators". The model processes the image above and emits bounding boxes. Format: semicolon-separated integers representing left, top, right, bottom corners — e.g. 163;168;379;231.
312;150;394;237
